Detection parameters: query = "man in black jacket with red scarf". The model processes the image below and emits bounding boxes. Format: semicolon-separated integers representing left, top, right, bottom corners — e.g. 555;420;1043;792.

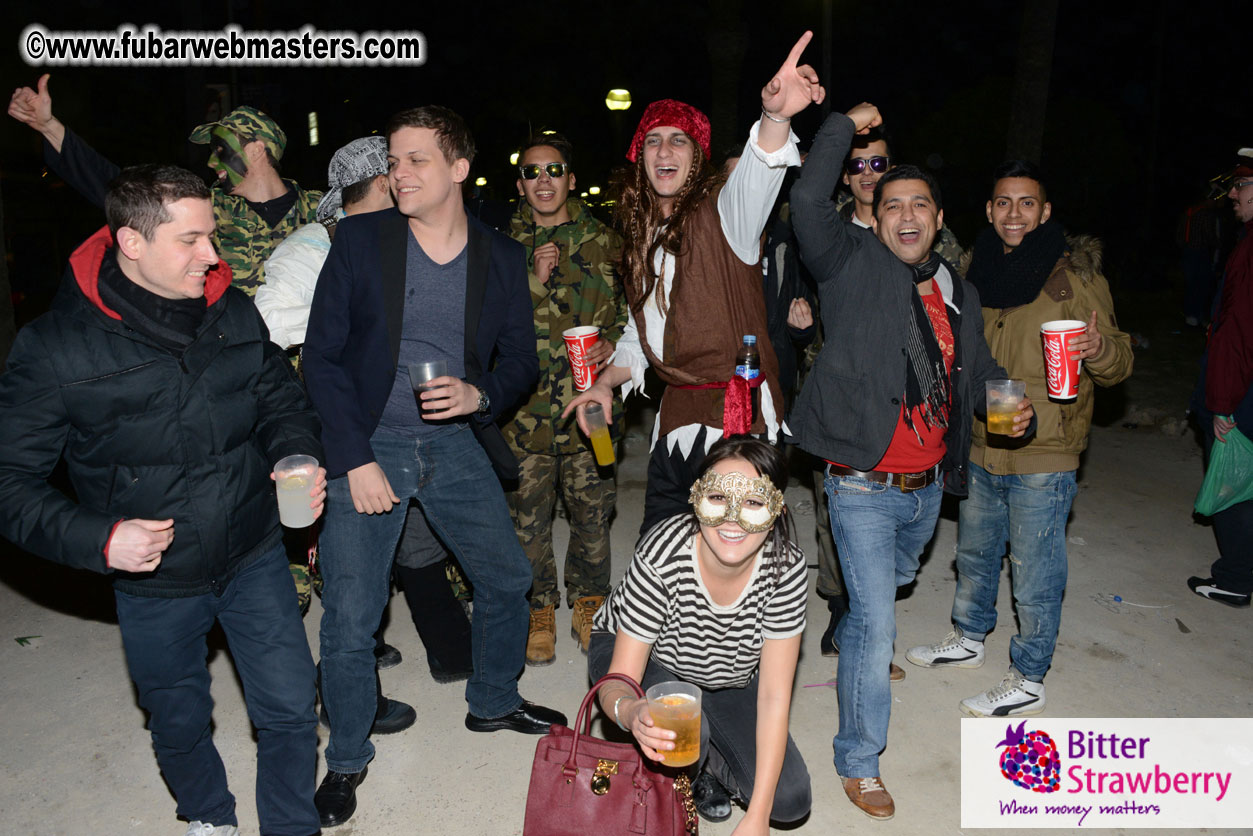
789;103;1034;821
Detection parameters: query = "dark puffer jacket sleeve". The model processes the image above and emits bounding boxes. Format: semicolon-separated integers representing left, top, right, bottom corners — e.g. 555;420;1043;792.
0;324;117;572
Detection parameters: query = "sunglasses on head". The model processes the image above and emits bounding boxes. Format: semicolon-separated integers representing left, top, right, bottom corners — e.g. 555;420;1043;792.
518;162;569;180
843;155;890;175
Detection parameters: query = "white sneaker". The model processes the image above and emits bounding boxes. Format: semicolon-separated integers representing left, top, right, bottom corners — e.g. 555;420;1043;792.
184;823;239;836
960;668;1046;717
906;627;985;668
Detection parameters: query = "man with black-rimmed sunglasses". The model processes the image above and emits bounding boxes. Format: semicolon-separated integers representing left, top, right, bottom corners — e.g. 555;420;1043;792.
505;132;626;666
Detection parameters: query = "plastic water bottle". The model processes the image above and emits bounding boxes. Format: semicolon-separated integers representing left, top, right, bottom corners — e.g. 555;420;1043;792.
735;335;760;381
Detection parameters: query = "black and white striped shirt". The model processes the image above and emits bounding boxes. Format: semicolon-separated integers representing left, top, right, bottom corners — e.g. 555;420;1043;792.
593;514;807;689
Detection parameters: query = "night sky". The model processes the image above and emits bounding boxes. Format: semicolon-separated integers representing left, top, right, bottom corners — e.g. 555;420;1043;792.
2;0;1250;305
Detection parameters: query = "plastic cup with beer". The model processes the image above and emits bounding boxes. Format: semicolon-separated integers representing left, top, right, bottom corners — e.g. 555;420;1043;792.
274;454;318;528
583;403;616;466
1040;320;1086;401
645;681;701;767
985;379;1026;435
563;326;600;392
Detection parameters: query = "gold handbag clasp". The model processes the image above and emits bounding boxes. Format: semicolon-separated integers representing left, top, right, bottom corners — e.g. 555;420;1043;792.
590;759;619;795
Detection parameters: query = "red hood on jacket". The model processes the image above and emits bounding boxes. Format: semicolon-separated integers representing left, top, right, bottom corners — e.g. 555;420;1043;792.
68;225;233;319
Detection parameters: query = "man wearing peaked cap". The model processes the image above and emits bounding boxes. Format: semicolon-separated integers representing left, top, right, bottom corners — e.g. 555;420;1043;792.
8;77;322;293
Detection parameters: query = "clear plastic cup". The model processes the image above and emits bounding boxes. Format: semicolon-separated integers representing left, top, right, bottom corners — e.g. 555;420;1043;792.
274;454;318;528
985;379;1026;435
408;360;448;391
583;403;615;466
645;681;701;767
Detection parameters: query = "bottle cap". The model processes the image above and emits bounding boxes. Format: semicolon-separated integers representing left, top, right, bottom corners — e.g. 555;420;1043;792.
743;335;756;344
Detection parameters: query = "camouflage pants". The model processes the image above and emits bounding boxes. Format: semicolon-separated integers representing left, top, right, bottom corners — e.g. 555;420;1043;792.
507;449;615;609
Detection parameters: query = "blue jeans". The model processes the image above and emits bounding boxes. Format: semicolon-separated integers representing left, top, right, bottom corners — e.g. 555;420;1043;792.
952;464;1077;681
824;469;941;778
318;425;531;773
115;544;318;835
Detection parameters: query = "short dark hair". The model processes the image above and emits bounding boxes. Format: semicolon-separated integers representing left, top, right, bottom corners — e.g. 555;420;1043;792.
340;174;384;209
991;159;1047;203
386;105;476;165
105;164;211;240
872;164;943;217
849;125;892;159
520;132;574;170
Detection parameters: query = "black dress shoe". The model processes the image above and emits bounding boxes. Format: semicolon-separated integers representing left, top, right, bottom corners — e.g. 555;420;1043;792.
315;767;367;828
464;700;567;734
820;595;847;657
372;698;417;734
374;642;403;670
692;769;733;822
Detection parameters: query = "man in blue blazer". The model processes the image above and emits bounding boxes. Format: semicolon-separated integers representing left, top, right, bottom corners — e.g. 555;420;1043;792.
303;105;566;828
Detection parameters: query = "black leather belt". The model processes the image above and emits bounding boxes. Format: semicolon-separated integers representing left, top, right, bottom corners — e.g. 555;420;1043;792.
828;463;940;493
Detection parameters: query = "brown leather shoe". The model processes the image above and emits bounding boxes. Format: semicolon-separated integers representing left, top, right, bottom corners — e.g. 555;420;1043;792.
842;775;895;820
890;663;906;682
570;596;604;653
525;604;556;666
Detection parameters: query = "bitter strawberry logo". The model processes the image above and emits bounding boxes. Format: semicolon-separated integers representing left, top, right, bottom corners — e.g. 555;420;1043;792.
996;721;1061;793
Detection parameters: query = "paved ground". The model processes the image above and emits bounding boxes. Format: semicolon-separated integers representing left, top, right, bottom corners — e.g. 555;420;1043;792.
1;294;1248;835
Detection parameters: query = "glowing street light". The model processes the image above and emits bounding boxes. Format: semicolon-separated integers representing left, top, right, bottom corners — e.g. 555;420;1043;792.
605;89;631;111
509;151;520;166
475;176;487;187
588;186;601;195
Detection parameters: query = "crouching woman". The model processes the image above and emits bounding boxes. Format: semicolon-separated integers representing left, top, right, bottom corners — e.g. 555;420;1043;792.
588;436;811;834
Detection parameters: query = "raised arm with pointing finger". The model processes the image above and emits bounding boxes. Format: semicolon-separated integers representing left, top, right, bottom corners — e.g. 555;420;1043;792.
562;32;823;534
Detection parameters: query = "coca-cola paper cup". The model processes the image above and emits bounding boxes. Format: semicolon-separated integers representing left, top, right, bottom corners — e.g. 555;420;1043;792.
1040;319;1086;401
562;326;600;391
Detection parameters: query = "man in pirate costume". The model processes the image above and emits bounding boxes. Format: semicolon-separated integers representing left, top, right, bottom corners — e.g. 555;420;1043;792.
566;32;825;535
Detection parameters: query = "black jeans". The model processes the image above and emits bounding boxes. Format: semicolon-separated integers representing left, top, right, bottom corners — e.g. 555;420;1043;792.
640;428;711;538
1203;431;1253;594
588;632;811;823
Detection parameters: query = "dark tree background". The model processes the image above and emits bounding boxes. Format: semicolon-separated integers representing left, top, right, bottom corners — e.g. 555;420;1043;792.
1;0;1250;354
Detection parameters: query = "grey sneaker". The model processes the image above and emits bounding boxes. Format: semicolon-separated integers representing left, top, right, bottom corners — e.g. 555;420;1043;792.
184;823;239;836
906;627;985;668
960;668;1046;717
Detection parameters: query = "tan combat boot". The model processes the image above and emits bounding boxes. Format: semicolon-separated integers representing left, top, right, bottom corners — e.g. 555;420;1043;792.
570;596;605;654
526;604;556;666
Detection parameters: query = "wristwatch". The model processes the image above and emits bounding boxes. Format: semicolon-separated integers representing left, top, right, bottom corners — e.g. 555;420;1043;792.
475;385;490;416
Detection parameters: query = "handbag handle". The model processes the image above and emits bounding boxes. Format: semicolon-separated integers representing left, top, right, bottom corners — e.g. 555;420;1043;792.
564;672;645;773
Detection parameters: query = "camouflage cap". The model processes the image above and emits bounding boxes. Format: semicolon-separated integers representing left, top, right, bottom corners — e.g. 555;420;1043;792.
189;106;287;161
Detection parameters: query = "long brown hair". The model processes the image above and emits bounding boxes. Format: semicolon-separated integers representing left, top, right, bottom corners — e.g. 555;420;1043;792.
612;142;718;317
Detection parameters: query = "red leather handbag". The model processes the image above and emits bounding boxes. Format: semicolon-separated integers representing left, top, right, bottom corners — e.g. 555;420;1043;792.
523;673;698;836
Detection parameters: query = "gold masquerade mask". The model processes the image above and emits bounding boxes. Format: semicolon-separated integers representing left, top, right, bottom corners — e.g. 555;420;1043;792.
688;470;784;533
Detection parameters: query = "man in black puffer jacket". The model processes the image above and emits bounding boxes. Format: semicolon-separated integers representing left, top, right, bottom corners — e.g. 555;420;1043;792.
0;165;326;836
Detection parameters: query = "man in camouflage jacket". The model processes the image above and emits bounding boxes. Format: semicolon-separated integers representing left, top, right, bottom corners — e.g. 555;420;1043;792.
8;76;321;293
505;134;626;665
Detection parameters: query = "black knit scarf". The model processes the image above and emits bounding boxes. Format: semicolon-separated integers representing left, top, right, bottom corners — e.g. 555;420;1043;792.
98;252;206;352
966;220;1067;309
903;252;952;443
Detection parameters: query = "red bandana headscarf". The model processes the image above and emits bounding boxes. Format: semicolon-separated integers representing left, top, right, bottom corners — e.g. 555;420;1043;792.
626;99;712;163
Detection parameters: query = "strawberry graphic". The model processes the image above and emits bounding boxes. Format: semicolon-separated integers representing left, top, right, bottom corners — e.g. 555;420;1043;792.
995;721;1061;793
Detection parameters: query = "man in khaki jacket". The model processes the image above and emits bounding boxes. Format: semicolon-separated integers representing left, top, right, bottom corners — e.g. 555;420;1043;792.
907;160;1132;716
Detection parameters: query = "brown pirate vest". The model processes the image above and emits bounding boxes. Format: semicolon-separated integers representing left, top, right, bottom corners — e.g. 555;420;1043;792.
629;193;782;438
